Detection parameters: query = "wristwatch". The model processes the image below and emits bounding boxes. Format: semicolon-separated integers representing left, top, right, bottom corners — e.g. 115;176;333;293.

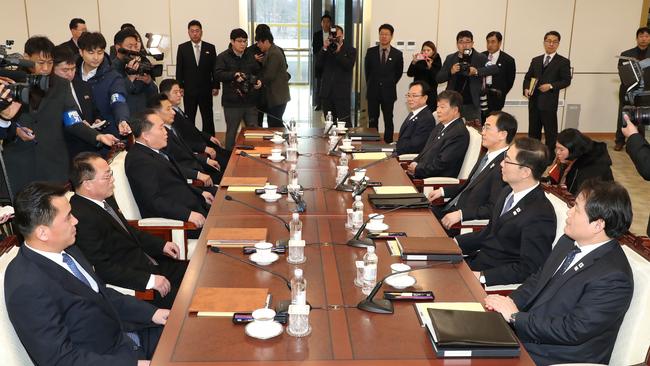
509;312;518;325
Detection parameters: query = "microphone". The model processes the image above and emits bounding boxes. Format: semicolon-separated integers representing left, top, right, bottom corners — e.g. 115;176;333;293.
347;202;422;248
321;114;350;138
224;195;291;246
328;136;344;157
239;151;289;174
358;261;453;314
335;151;397;191
288;190;306;213
210;246;291;290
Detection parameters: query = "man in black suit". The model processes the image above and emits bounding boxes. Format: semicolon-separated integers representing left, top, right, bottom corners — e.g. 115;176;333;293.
5;182;169;365
315;25;357;126
175;20;219;135
428;111;517;231
456;137;556;286
614;26;649;151
482;31;516;115
407;90;469;179
125;110;213;234
59;18;86;57
365;23;404;143
312;14;331;110
622;115;650;236
437;30;498;122
485;180;634;365
395;81;435;155
70;153;187;308
523;31;572;161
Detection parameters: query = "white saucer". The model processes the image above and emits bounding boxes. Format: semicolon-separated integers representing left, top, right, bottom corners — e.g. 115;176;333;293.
349;175;366;182
339;146;354;152
260;193;282;202
365;222;389;233
271;138;285;144
250;252;279;265
336;127;348;133
267;155;285;163
245;321;284;340
385;275;416;289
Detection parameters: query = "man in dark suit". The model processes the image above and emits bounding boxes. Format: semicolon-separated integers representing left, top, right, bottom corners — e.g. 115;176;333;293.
428;111;517;231
407;90;469;179
59;18;86;57
395;81;435;155
312;14;331;110
125;110;213;234
456;137;556;286
482;31;516;115
365;23;404;143
175;20;219;135
614;26;649;151
622;115;650;236
523;31;572;161
485;180;634;365
70;153;187;308
315;25;357;127
437;30;498;122
5;182;169;365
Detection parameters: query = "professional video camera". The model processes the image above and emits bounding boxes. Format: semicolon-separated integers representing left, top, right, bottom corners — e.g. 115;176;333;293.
117;47;163;78
458;49;472;74
327;28;340;52
1;40;49;105
619;56;650;126
233;72;258;97
0;40;34;69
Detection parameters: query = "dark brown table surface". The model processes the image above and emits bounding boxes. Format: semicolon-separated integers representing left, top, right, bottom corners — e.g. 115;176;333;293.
152;128;534;365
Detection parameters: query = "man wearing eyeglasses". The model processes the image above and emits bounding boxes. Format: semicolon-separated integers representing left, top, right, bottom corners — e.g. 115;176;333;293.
395;81;435;155
455;137;556;287
523;31;572;162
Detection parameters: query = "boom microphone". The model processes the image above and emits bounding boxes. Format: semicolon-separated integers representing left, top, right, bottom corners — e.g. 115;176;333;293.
224;195;291;246
347;202;423;248
209;246;291;290
239;151;289;174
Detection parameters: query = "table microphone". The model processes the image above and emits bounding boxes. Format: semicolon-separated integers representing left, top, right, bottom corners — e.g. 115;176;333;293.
239;151;289;174
347;202;421;248
224;195;291;246
335;151;397;192
288;190;306;213
209;246;291;290
357;260;453;314
328;135;344;157
321;114;351;138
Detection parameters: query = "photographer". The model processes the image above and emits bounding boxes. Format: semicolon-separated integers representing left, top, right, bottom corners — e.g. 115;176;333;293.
315;25;356;126
622;114;650;236
112;28;158;115
437;30;497;122
214;28;262;150
255;28;290;128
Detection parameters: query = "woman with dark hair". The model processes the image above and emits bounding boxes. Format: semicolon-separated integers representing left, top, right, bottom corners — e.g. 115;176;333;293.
547;128;614;194
407;40;441;110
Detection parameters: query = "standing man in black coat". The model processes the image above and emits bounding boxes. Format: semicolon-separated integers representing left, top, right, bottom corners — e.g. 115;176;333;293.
523;31;572;162
365;23;404;143
315;25;357;127
175;20;219;135
59;18;86;58
312;14;331;110
482;31;516;115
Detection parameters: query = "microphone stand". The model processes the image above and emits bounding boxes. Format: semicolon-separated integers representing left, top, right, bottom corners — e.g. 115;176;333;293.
288;190;306;213
224;195;291;246
328;136;344;157
210;246;292;290
347;202;420;248
357;261;452;314
335;152;397;192
239;151;289;174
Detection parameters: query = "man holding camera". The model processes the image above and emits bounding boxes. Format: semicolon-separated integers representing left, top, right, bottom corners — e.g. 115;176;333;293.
622;114;650;236
214;28;262;150
312;14;331;111
315;25;356;127
437;30;498;122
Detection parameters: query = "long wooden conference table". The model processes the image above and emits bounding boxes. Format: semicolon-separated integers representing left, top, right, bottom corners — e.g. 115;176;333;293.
152;127;535;365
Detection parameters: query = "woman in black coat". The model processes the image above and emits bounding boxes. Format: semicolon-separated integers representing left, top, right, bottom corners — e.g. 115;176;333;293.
547;128;614;195
406;41;441;111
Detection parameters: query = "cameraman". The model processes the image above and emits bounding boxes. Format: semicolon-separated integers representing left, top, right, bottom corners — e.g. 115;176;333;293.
214;28;262;150
112;28;158;115
315;25;356;127
622;114;650;236
437;30;497;122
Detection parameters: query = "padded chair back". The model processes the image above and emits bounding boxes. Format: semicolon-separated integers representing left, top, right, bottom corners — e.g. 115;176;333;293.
109;151;141;220
0;244;35;365
458;125;482;180
610;245;650;365
544;191;569;248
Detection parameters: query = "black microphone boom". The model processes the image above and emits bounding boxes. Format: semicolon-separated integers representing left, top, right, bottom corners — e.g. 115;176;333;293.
239;151;289;174
224;195;290;231
358;261;452;314
335;152;396;192
347;202;421;248
210;246;291;290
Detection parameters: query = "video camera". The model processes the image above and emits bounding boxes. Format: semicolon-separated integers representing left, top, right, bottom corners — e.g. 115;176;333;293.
458;49;472;74
618;56;650;126
0;40;35;69
117;47;163;78
1;40;49;106
233;72;258;97
327;28;340;52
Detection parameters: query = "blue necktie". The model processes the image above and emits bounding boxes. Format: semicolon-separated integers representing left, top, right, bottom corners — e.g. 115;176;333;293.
62;253;91;288
555;246;582;276
500;194;514;216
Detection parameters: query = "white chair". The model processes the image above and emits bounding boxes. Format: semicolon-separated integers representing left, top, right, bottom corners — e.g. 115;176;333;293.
109;150;198;260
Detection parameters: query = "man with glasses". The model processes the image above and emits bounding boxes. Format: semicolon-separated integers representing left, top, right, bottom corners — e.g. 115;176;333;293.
395;81;435;155
437;30;498;122
523;31;572;162
456;137;556;287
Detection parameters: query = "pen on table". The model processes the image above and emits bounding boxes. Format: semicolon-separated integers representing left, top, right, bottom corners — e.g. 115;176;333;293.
264;294;272;308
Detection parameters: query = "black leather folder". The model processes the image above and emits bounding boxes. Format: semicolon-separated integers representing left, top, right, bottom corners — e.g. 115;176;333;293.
367;193;430;209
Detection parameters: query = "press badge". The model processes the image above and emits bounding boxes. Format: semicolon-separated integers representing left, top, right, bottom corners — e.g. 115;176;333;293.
110;93;126;105
63;110;83;127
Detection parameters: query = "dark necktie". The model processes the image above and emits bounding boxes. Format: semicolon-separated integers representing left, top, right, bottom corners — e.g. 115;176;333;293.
554;246;582;277
62;253;92;288
543;55;551;67
445;154;489;209
159;151;170;161
500;194;514;216
404;112;414;123
381;48;387;64
103;201;158;266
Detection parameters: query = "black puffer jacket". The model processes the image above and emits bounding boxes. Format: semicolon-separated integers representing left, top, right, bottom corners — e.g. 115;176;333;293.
213;47;261;107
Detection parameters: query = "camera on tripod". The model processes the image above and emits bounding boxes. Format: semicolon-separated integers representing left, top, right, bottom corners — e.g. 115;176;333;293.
117;48;163;78
618;56;650;127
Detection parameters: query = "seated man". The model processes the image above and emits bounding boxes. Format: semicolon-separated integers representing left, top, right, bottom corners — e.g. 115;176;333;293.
70;152;188;308
456;137;556;286
147;93;222;187
125;110;212;233
395;81;435;155
428;111;516;231
5;182;168;365
406;90;469;179
485;180;634;365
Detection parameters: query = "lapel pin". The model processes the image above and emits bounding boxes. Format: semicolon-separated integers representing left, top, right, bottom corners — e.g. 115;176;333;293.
489;163;494;168
389;58;392;61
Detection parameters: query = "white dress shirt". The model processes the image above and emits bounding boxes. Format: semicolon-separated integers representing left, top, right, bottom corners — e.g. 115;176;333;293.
80;62;98;82
556;239;611;275
24;242;99;292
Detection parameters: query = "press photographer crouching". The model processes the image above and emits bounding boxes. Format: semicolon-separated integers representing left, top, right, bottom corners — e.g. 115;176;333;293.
621;113;650;236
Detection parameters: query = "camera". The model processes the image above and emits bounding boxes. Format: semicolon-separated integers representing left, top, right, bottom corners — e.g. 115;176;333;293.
619;56;650;126
233;73;258;97
0;40;35;69
327;28;339;52
458;49;471;74
117;48;163;78
0;69;49;105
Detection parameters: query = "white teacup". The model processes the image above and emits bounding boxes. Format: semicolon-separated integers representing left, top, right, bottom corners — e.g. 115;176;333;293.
369;213;384;227
255;242;274;257
264;184;278;196
337;121;346;129
341;138;353;148
270;149;282;158
353;168;367;180
390;263;411;278
252;308;276;325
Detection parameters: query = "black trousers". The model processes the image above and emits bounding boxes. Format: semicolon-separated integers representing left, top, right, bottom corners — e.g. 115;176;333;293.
528;105;558;162
368;98;395;143
267;103;288;128
322;97;351;127
184;93;215;135
150;257;188;309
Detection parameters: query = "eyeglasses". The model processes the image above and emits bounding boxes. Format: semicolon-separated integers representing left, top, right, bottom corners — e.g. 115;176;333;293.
503;155;529;168
457;40;473;45
544;40;559;45
405;94;423;99
95;169;114;181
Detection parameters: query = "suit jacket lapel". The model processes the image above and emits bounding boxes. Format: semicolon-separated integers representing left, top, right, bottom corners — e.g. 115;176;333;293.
498;185;541;225
464;153;503;191
78;195;133;239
